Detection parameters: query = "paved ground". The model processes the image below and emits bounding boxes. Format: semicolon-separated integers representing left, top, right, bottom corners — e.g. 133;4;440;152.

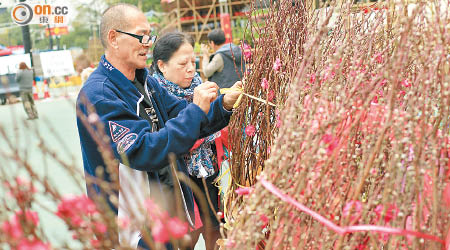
0;94;205;249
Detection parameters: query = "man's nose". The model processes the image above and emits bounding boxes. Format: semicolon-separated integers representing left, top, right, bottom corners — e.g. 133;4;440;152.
143;42;152;48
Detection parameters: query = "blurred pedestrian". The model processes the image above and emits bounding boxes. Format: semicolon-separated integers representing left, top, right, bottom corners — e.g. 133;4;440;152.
201;29;244;89
15;62;38;120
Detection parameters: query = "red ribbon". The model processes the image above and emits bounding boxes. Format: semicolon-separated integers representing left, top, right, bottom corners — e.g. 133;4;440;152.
259;177;445;245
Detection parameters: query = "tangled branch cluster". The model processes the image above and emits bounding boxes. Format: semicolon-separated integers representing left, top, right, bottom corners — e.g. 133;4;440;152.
226;0;450;249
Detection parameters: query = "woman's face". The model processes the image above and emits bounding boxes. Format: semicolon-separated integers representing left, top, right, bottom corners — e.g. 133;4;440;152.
158;42;196;88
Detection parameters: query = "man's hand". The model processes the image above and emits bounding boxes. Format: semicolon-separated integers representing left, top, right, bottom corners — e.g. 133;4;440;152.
223;81;243;111
201;44;210;57
193;81;219;114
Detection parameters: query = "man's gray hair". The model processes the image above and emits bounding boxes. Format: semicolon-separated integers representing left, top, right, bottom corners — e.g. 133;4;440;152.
100;3;141;48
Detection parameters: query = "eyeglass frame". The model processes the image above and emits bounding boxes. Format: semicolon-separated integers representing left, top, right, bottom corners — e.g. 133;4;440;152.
114;29;157;45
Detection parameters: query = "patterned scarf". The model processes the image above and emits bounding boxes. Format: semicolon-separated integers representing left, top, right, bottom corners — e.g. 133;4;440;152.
153;71;220;178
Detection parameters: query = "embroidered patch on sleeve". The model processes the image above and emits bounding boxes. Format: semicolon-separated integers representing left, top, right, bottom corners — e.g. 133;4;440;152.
109;121;130;142
117;133;138;154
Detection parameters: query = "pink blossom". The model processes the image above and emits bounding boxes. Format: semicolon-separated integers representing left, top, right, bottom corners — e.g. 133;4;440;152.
401;79;411;87
17;238;50;250
145;198;159;213
374;204;398;223
145;198;166;221
225;240;236;248
309;73;316;83
242;43;252;61
322;134;339;155
2;217;23;240
15;210;39;226
374;53;383;63
245;125;256;137
235;187;253;195
275;109;282;128
273;58;282;72
4;176;37;205
261;78;269;90
2;210;40;240
117;216;130;229
167;217;188;238
372;95;378;104
56;195;98;227
342;200;362;223
145;198;188;241
268;90;275;102
152;220;170;243
90;239;100;248
93;222;107;233
260;214;269;228
330;71;336;79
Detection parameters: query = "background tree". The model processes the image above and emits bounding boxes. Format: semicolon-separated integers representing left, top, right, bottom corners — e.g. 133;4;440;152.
0;7;23;47
105;0;161;12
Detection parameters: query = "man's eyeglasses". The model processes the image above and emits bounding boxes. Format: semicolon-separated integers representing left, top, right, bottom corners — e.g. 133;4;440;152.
115;30;157;45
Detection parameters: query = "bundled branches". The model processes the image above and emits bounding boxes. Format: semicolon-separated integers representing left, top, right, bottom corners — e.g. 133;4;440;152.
225;0;450;249
226;0;308;221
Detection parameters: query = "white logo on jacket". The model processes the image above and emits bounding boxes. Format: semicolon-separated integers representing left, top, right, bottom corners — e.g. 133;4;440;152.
117;133;138;154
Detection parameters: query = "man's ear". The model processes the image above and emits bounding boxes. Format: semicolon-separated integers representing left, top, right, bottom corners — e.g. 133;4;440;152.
157;60;166;74
108;30;119;49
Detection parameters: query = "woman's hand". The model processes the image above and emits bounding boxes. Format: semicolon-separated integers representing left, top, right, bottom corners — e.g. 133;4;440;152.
193;81;219;114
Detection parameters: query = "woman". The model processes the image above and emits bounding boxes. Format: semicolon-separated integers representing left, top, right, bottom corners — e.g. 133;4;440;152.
15;62;38;120
152;32;227;250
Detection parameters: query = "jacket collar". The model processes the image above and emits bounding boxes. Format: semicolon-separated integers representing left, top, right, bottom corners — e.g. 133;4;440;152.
99;55;149;104
216;43;235;53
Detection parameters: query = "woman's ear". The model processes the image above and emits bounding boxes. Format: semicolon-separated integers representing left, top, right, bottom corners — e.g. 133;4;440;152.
157;60;166;74
108;30;119;49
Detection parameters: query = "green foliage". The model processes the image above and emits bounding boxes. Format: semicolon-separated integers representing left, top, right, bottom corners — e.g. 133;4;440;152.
232;17;257;46
60;24;92;49
0;8;23;46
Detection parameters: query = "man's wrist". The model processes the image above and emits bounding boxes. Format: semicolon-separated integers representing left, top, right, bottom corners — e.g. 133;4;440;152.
222;99;233;111
223;103;233;112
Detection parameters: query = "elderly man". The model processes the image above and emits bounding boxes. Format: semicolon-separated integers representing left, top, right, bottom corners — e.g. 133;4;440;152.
76;4;241;249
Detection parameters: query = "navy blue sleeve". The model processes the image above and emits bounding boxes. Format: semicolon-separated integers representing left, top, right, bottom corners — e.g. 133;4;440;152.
199;95;233;138
93;99;209;172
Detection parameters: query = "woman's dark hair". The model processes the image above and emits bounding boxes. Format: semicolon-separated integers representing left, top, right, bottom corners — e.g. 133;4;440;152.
152;32;195;74
207;29;226;46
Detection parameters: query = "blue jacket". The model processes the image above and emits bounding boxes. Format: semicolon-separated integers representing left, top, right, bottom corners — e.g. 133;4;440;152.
76;55;232;247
